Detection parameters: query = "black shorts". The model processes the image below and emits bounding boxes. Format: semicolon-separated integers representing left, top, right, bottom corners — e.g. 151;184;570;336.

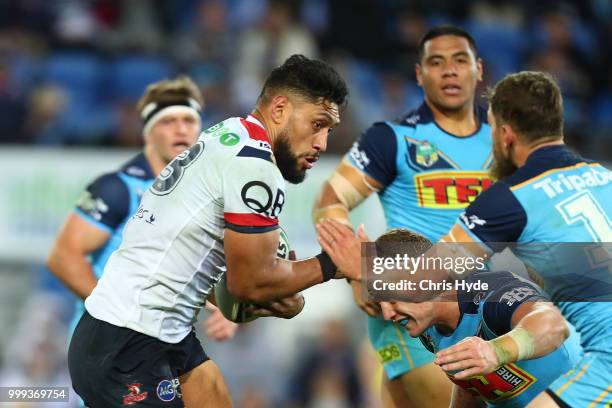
68;311;209;408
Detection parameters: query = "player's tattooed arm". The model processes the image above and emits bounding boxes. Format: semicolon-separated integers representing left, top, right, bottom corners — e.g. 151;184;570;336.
224;228;348;303
46;213;110;299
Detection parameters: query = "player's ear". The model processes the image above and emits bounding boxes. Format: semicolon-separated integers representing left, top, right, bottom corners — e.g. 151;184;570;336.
415;63;423;87
475;57;484;82
501;123;517;146
269;94;291;125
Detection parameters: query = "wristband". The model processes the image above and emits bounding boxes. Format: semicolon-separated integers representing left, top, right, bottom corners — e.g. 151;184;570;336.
316;252;337;282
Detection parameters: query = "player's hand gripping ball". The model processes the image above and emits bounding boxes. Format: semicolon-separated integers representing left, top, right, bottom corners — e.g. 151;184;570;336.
214;227;294;322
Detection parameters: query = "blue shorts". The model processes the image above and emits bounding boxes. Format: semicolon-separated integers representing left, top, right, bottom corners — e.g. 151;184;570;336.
367;315;435;380
549;351;612;407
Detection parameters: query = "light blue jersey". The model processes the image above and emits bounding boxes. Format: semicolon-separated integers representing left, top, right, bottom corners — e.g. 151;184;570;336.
454;145;612;407
70;153;155;332
421;271;582;407
346;102;492;378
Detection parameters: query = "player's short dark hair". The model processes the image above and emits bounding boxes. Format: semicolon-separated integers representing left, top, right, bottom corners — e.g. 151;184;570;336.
375;229;433;258
258;54;348;107
418;25;478;62
488;71;563;142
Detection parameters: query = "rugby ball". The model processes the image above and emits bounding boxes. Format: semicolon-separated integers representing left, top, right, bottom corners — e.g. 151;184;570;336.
214;227;292;323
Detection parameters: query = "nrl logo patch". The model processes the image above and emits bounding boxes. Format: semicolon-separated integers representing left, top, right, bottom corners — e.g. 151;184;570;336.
415;140;439;167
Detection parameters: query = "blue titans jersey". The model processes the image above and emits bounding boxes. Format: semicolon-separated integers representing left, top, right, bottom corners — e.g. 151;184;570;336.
71;153;155;328
420;271;582;407
455;145;612;352
346;103;493;242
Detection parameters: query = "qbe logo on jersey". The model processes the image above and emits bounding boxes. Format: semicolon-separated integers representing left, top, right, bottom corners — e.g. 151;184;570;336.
156;378;180;402
241;181;285;219
414;170;491;209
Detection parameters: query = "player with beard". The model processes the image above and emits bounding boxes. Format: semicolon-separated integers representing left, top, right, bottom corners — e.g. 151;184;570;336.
377;229;581;408
47;76;238;344
312;25;492;407
68;54;349;408
317;72;612;408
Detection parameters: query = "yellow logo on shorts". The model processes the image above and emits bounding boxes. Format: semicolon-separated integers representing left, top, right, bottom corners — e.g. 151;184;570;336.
377;344;402;364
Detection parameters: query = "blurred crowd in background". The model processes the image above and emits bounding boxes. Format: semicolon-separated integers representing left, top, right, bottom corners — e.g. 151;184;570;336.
0;1;611;407
0;0;611;159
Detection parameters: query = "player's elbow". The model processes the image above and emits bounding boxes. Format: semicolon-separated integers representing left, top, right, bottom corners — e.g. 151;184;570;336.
46;246;63;276
226;278;267;303
548;312;570;347
539;306;570;352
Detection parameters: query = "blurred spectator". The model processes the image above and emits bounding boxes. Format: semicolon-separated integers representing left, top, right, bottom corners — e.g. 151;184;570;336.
0;57;28;143
25;84;68;144
0;0;609;161
286;319;363;408
232;0;318;111
0;292;79;407
172;0;234;70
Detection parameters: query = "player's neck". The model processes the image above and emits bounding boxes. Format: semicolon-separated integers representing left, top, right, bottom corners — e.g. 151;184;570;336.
514;138;565;168
250;108;278;146
144;145;167;176
427;100;478;137
433;301;461;335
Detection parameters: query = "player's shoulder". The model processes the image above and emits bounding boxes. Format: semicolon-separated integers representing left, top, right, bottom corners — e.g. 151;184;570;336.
395;103;430;128
118;153;155;180
476;271;542;299
504;145;587;189
203;116;274;163
87;171;128;195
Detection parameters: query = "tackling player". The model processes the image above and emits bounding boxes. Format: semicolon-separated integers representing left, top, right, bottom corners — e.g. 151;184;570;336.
378;229;582;408
47;76;238;342
312;25;492;407
318;72;612;408
68;55;349;408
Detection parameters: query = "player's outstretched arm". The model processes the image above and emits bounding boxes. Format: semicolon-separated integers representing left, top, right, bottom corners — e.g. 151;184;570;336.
435;301;569;379
312;162;382;316
203;302;238;341
224;228;342;303
46;213;110;299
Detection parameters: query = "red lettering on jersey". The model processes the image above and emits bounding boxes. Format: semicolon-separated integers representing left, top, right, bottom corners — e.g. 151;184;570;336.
422;178;455;204
448;363;536;403
415;171;491;209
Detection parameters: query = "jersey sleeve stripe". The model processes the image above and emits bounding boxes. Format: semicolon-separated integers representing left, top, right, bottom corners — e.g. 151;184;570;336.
240;118;270;143
224;212;278;227
74;208;114;234
225;223;279;234
237;145;273;162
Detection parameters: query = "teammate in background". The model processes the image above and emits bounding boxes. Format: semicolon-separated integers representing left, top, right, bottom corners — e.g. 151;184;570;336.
318;72;612;408
312;25;492;407
68;55;349;408
377;229;582;408
47;76;238;342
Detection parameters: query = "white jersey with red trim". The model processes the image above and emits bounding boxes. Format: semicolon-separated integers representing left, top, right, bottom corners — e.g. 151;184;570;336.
85;115;285;343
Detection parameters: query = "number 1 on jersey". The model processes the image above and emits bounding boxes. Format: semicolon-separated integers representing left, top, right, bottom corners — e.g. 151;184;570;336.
557;190;612;242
